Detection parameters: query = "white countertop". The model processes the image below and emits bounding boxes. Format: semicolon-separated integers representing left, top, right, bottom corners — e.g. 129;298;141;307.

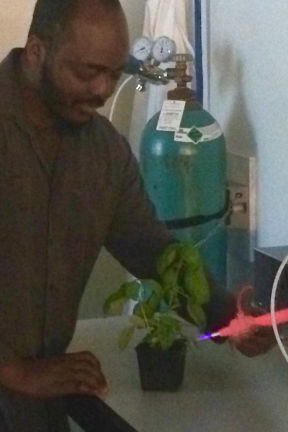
68;316;288;432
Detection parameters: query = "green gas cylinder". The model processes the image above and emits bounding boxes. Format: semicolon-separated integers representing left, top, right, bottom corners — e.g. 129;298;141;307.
140;85;228;286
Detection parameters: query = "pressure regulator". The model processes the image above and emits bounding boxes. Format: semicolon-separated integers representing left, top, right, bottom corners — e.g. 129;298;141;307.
131;36;176;63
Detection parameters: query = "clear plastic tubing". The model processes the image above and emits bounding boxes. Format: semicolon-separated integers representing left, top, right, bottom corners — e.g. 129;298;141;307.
270;253;288;363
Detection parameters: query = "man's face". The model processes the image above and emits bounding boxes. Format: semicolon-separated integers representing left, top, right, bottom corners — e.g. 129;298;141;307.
38;10;129;125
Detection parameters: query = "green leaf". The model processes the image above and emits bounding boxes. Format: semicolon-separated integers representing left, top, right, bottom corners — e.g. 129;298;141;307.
139;279;162;302
161;264;180;291
122;280;141;300
192;269;210;305
183;266;194;294
179;244;201;269
183;266;210;305
146;313;182;349
147;294;161;314
187;302;207;328
118;326;135;350
103;287;126;315
106;298;125;315
156;243;181;276
159;299;170;313
133;302;154;319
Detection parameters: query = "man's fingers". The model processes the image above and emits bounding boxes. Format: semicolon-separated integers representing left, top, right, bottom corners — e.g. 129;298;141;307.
69;352;108;390
64;352;108;395
234;339;272;357
71;368;107;391
70;358;103;378
236;285;253;313
0;352;109;399
70;351;101;370
233;326;276;357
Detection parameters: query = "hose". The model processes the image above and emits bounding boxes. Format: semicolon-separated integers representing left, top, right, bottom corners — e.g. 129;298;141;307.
109;76;134;124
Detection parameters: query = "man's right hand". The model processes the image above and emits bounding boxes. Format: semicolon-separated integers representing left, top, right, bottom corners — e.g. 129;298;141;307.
0;351;108;399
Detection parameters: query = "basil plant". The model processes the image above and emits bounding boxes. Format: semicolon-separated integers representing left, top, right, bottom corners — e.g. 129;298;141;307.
103;243;210;350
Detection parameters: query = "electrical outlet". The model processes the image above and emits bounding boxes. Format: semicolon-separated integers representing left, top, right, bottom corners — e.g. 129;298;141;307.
227;152;257;262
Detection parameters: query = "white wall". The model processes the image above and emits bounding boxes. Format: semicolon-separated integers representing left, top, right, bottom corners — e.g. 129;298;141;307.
208;0;288;247
0;1;34;59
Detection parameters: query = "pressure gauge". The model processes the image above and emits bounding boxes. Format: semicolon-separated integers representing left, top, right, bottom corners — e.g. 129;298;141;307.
152;36;176;63
132;37;153;62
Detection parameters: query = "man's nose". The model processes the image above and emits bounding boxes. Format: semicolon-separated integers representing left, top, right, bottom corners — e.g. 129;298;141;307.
88;73;116;100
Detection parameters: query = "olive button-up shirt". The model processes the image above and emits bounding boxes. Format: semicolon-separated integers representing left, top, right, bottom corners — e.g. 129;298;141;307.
0;50;172;432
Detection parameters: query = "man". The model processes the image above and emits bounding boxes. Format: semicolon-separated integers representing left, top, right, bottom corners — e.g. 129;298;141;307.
0;0;274;430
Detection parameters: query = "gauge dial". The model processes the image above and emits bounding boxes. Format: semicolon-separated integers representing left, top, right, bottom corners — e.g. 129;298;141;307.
152;36;176;63
132;37;153;62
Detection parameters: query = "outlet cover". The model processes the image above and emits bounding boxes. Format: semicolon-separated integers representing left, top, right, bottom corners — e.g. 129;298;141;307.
227;152;257;262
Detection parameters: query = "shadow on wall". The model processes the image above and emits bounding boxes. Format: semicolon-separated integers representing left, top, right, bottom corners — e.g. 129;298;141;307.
212;44;257;157
212;45;258;289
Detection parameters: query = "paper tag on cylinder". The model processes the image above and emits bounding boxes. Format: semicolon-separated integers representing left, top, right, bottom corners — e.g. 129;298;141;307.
156;100;186;132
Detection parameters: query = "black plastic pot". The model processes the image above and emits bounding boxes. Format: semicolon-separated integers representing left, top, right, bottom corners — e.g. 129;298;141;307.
135;339;187;391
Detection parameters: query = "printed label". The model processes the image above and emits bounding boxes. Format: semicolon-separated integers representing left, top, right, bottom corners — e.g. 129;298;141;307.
156;100;186;132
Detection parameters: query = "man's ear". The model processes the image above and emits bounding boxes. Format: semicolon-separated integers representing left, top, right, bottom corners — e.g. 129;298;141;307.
25;35;46;68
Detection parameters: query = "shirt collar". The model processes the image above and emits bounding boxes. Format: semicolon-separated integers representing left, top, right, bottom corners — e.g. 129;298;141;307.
0;48;25;120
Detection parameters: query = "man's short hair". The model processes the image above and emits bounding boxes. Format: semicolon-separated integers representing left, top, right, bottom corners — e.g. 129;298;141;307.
28;0;121;45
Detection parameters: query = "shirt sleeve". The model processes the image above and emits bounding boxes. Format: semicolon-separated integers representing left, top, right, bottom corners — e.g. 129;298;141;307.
104;135;174;279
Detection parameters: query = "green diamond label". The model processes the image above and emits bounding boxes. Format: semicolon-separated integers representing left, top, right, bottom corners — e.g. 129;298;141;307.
187;127;203;143
174;123;222;144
